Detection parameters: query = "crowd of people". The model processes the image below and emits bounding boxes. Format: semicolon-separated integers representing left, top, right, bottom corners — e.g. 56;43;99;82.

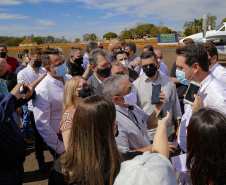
0;38;226;185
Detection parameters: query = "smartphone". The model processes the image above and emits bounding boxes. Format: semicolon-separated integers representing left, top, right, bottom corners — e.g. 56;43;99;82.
157;100;174;119
151;84;161;104
22;85;28;94
183;81;201;105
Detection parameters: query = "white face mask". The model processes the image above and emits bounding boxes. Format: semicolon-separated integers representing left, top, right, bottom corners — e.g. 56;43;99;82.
25;57;30;63
157;59;163;63
123;86;137;105
121;60;129;68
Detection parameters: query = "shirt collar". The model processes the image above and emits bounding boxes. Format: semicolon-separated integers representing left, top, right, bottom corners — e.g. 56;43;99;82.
94;73;103;86
46;73;67;87
209;62;219;73
129;54;138;62
200;73;214;93
115;105;129;115
143;71;161;83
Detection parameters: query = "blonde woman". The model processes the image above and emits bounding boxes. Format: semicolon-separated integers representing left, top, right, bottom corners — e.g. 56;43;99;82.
59;76;92;150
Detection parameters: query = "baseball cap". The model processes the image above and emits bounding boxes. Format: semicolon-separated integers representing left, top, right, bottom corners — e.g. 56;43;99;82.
114;151;177;185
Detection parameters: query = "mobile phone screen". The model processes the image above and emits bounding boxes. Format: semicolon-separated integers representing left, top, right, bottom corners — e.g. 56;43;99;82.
184;83;200;103
151;84;161;104
157;100;174;119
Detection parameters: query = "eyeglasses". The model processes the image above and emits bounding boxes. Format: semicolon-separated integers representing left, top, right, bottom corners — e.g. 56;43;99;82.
142;63;156;70
77;83;91;90
116;84;134;96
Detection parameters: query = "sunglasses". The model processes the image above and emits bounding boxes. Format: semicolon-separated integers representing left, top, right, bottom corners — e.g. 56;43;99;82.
142;63;156;70
77;83;91;90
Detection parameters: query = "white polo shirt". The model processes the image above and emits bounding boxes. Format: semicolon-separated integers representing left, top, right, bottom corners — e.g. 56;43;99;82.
210;62;226;87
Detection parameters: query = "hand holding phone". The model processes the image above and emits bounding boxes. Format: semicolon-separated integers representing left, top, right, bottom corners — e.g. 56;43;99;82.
151;84;161;104
22;85;28;94
184;81;201;105
157;100;174;119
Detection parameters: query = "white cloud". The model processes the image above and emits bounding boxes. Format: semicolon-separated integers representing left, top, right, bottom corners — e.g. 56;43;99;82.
0;13;29;19
0;0;22;5
102;12;114;19
36;19;56;26
77;16;83;19
85;21;100;25
0;8;10;11
63;14;71;17
0;25;46;32
26;0;65;3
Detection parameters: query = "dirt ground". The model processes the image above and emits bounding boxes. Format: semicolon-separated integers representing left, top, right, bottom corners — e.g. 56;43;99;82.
7;47;226;185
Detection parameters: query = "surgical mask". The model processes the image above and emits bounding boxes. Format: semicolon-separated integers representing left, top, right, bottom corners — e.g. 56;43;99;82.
33;60;42;68
78;86;92;98
97;67;111;78
0;52;6;58
54;63;67;77
157;59;163;64
99;46;104;49
74;58;83;65
123;86;137;105
121;60;129;68
143;66;158;77
25;57;30;64
176;67;195;85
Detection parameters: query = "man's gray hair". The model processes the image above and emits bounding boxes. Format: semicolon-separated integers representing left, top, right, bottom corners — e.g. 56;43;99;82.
89;48;108;66
103;74;129;100
70;47;82;57
85;41;98;53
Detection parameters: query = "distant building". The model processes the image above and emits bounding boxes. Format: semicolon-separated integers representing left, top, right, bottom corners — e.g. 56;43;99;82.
19;40;37;47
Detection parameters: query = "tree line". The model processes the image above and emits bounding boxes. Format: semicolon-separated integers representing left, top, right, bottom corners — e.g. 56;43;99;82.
1;14;226;46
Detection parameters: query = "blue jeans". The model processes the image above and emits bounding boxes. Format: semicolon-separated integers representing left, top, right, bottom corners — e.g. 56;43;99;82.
12;111;21;129
21;103;31;138
0;164;23;185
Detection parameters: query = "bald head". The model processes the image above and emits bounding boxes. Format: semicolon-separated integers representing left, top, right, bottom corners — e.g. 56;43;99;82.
108;43;119;55
0;58;8;76
154;50;163;61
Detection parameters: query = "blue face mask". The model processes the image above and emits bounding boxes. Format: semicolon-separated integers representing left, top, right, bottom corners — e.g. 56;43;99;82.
176;66;194;85
54;63;67;77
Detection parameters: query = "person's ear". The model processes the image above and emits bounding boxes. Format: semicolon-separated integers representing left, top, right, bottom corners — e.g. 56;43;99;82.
193;63;200;74
113;95;125;105
45;66;51;72
70;55;73;59
90;64;96;71
212;55;217;63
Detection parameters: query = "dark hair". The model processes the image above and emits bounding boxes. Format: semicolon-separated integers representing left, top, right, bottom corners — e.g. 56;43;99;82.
21;49;29;57
29;47;42;56
115;50;127;59
125;42;136;53
0;44;7;52
121;41;126;46
85;41;98;53
140;51;157;63
144;45;154;52
183;38;194;45
176;44;209;72
42;48;60;66
61;95;123;185
187;108;226;185
202;43;218;61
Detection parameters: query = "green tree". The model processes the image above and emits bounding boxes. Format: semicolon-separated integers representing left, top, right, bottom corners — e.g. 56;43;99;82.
83;33;90;42
206;13;217;29
46;35;55;44
133;22;154;38
221;17;226;24
160;27;173;34
150;27;159;37
121;29;133;39
184;28;193;36
74;38;81;43
89;33;98;41
103;32;117;39
33;36;43;45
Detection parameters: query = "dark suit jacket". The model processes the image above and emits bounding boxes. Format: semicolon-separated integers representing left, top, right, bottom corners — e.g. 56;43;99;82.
87;74;103;95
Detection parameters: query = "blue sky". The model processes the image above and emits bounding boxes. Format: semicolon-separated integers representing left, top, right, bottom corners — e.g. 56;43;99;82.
0;0;225;42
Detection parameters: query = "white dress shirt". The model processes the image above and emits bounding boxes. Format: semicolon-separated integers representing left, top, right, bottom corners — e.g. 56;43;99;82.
178;73;226;152
32;74;72;154
17;64;46;111
133;72;182;140
210;62;226;87
82;53;93;79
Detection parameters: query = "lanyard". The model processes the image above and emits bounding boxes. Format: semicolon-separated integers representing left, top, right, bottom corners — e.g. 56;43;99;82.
117;109;144;136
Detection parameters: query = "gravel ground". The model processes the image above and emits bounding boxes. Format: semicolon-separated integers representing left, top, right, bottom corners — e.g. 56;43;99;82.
7;47;226;185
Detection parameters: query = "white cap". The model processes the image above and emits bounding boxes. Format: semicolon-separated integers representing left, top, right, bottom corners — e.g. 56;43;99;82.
114;151;177;185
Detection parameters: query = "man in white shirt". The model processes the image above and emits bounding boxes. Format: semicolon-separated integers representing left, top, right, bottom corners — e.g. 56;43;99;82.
82;41;98;79
17;47;47;171
33;49;72;157
176;44;226;152
154;50;168;76
133;51;182;142
87;48;111;95
203;43;226;87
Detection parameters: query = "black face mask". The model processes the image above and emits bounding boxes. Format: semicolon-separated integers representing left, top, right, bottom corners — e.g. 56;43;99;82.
143;66;158;77
125;51;130;57
74;58;83;65
99;46;104;49
0;52;7;58
97;67;111;78
33;60;42;68
208;58;212;66
78;87;92;98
